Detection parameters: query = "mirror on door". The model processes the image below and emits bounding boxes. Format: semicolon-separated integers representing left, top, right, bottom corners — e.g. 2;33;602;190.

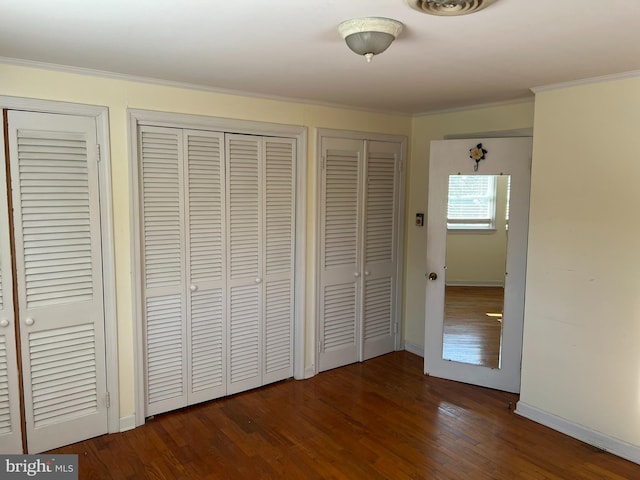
442;174;510;368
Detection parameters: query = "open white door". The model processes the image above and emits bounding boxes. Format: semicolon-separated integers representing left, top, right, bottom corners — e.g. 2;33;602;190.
425;137;531;393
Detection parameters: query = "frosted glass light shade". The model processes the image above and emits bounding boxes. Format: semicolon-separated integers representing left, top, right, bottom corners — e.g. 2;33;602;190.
338;17;404;62
344;31;395;56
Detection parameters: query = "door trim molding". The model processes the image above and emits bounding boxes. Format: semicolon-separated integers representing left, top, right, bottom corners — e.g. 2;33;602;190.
0;95;120;435
128;109;307;426
314;128;407;375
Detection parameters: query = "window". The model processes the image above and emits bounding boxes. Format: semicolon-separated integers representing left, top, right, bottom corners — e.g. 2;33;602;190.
447;175;497;230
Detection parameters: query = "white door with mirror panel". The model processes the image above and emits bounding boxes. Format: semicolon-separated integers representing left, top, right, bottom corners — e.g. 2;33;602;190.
425;137;531;393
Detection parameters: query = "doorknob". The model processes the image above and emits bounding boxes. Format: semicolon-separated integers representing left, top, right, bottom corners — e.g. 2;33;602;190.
354;272;360;278
0;319;8;328
427;272;438;281
25;317;35;326
190;284;198;292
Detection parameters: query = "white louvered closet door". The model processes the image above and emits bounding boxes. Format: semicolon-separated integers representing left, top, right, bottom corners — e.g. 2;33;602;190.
0;132;22;454
362;141;401;360
139;126;188;416
226;134;263;394
318;138;363;372
262;138;295;385
7;111;108;453
184;130;227;404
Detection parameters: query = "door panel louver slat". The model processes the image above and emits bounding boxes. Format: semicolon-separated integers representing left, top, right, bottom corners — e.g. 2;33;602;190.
0;338;11;435
229;285;259;386
265;141;294;275
141;130;182;289
190;289;224;393
366;152;396;264
146;294;184;405
187;135;223;283
323;284;356;351
364;278;393;340
324;151;358;269
28;324;97;429
228;138;259;280
265;280;292;375
16;131;93;309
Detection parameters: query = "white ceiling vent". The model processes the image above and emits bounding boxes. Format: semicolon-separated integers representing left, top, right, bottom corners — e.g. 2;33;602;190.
406;0;497;16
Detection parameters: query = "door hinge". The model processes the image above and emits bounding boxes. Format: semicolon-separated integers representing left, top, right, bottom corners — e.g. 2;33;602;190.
318;339;324;353
104;392;111;409
394;322;399;334
320;156;325;170
96;144;102;163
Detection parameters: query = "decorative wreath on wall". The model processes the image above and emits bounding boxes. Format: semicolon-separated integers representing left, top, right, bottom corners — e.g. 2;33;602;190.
469;143;488;171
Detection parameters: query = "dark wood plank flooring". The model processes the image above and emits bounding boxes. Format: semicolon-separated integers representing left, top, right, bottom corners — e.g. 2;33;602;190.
49;352;639;479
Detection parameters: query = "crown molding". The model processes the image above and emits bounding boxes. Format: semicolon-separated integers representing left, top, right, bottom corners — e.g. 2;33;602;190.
413;96;534;118
0;56;412;118
531;69;640;94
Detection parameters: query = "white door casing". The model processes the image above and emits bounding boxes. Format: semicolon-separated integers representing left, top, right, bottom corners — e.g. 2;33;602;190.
424;137;532;393
8;110;109;453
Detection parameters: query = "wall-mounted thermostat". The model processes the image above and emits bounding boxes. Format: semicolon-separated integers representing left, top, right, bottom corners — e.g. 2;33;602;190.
415;213;424;227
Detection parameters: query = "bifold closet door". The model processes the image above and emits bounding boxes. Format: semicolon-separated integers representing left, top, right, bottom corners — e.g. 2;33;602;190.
7;111;109;453
262;138;295;385
318;138;363;372
184;130;227;404
140;126;187;416
318;137;402;372
225;134;296;394
140;126;227;415
0;125;22;454
362;141;401;360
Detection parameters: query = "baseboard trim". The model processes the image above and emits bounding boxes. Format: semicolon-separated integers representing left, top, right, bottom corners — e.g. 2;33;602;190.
119;415;136;433
516;402;640;465
403;342;424;357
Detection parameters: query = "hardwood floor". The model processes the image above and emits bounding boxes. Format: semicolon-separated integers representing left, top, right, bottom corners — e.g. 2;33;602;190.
49;352;639;479
443;286;504;368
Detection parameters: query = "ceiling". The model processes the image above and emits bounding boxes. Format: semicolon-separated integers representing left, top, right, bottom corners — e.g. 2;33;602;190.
2;0;640;115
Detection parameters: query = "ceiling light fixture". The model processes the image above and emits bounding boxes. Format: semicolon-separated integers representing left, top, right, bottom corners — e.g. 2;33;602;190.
406;0;497;16
338;17;404;63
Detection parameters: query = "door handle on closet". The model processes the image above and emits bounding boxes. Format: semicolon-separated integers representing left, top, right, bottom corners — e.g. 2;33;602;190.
24;317;35;326
354;272;360;278
255;278;262;284
190;285;198;292
0;318;8;328
364;271;370;276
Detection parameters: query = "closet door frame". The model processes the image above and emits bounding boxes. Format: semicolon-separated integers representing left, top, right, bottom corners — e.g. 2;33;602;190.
0;96;120;436
315;129;407;374
128;109;307;427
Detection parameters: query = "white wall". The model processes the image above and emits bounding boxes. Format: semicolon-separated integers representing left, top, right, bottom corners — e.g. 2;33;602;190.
403;102;535;350
0;63;412;419
519;76;640;450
